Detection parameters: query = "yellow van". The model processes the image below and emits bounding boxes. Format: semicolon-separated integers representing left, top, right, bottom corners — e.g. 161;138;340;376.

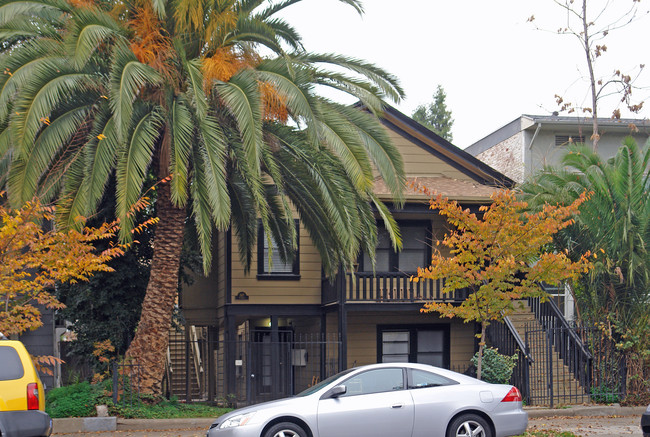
0;339;52;437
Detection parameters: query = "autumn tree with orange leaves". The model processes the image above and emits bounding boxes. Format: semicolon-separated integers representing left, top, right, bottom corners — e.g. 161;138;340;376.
415;189;593;380
0;197;129;339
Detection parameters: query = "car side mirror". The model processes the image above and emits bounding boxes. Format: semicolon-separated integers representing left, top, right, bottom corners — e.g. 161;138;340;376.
327;385;346;399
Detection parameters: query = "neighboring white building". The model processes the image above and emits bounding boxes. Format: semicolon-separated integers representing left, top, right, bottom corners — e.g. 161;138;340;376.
465;115;650;183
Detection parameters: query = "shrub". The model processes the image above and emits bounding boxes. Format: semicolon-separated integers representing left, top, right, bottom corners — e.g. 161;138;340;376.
471;347;517;384
46;382;99;418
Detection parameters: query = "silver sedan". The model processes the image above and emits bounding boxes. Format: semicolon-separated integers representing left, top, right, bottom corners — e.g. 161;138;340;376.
206;362;527;437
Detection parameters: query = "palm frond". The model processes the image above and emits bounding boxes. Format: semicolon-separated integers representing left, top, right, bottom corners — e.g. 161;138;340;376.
109;44;162;142
170;96;193;207
185;58;208;121
196;115;230;228
66;7;123;69
115;105;163;240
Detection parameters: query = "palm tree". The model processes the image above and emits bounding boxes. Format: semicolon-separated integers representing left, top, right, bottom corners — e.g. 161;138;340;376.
0;0;406;393
520;138;650;346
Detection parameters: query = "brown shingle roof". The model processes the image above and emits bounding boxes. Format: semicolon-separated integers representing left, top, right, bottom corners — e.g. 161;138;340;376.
374;176;501;202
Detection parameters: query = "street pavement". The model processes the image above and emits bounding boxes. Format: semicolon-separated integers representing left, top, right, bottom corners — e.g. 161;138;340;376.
528;414;643;436
51;405;647;437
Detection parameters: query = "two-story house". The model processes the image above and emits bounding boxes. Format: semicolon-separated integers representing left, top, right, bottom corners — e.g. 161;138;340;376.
177;105;514;405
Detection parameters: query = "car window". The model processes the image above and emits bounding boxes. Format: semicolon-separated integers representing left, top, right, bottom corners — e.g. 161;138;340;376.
0;346;25;380
408;369;458;389
340;368;404;397
296;368;356;397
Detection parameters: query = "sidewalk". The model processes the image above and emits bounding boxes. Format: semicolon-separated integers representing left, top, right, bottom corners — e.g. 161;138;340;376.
51;404;647;434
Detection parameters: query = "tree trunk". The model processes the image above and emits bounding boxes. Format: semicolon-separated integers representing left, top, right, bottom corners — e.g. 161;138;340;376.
125;182;185;395
477;321;487;381
581;0;600;151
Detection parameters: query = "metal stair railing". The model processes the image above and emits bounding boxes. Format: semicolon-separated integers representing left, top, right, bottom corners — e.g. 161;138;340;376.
527;292;592;396
486;316;533;403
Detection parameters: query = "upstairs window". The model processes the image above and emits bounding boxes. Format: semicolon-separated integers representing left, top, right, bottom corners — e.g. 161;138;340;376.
360;222;430;274
257;221;300;279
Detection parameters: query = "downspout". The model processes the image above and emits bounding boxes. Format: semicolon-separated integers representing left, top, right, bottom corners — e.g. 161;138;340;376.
528;123;542;176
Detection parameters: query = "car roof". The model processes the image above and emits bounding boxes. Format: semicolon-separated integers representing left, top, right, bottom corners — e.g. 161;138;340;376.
346;362;486;385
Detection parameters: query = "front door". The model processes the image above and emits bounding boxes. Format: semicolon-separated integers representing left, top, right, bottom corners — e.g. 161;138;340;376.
317;367;414;437
250;329;292;403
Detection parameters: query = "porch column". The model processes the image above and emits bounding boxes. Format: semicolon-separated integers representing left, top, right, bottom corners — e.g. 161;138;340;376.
338;305;347;370
270;316;280;398
337;267;347;370
225;314;236;397
320;313;326;379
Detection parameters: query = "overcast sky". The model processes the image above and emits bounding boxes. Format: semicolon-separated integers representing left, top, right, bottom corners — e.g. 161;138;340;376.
279;0;650;148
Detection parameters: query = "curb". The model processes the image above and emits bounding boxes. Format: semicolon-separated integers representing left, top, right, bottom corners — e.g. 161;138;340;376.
53;417;117;433
117;418;215;431
525;405;646;418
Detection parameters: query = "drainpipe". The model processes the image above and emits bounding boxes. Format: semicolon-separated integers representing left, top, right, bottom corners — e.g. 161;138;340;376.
528;123;542;176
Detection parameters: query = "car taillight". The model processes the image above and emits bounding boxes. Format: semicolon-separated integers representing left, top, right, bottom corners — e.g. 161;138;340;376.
27;383;39;410
501;386;522;402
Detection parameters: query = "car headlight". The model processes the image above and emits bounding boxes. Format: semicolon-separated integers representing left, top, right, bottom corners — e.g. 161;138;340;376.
219;412;256;429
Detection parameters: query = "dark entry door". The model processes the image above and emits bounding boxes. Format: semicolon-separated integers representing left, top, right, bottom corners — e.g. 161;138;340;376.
250;329;293;403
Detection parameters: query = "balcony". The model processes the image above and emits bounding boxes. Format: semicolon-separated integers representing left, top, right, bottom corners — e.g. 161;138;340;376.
323;272;469;304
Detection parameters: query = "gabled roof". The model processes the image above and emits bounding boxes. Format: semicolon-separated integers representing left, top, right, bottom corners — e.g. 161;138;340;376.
380;105;515;189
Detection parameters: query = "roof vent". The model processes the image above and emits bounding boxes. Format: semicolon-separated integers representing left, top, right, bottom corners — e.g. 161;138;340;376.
555;135;585;147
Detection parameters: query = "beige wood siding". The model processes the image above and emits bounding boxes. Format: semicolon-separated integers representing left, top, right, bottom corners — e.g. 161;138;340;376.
346;312;475;370
387;130;479;182
230;225;323;305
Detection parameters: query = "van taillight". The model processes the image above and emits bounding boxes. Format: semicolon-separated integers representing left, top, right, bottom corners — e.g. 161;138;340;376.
501;386;522;402
27;383;39;410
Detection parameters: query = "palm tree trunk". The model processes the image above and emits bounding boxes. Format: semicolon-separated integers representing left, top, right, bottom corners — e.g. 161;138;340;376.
125;181;185;394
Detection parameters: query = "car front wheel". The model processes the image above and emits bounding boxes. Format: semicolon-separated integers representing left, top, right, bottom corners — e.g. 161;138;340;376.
447;414;492;437
263;422;307;437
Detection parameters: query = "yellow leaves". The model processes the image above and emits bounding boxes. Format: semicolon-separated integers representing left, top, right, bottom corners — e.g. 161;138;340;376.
97;133;107;140
3;67;12;77
40;117;50;126
416;188;593;331
0;193;156;338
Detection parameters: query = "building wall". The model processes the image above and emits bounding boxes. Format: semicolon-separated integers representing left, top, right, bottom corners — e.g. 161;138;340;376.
345;311;475;370
229;224;323;305
526;130;649;178
19;307;56;389
387;129;485;182
476;134;524;183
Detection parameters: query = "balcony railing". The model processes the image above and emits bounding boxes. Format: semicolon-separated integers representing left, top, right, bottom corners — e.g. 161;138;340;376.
343;272;468;303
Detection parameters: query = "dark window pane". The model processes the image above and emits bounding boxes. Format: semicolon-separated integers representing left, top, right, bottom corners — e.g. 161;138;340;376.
0;346;24;380
398;250;426;272
416;352;444;367
418;330;444;353
382;331;409;363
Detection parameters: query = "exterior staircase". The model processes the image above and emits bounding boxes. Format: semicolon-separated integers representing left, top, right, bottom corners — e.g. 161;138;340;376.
166;326;205;401
507;300;587;406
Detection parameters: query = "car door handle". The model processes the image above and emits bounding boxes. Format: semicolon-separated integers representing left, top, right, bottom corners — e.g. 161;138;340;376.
391;403;403;409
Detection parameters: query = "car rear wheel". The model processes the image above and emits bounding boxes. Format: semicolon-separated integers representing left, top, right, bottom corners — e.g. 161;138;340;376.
447;414;492;437
263;422;307;437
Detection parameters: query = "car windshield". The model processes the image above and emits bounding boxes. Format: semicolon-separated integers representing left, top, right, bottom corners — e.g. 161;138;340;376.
295;368;357;397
